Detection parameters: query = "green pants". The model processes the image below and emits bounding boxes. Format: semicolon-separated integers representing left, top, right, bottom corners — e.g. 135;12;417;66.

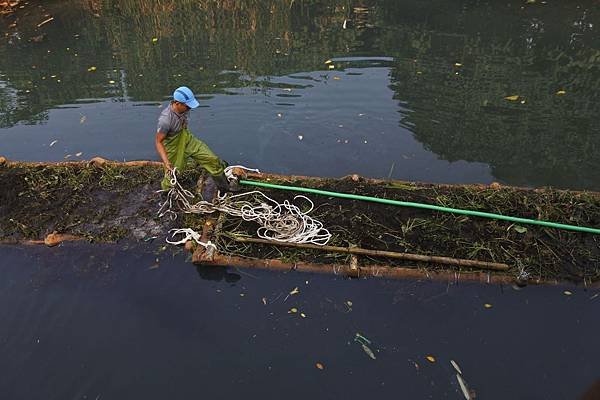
161;128;224;190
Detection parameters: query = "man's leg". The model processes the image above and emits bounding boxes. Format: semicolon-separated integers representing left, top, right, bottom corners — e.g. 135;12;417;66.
183;130;237;193
160;131;189;190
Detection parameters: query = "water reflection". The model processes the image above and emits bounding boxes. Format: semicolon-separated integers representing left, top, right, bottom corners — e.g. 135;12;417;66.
0;0;598;189
195;265;241;283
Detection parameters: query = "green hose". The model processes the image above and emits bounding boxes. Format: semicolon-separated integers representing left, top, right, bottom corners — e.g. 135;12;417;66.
239;179;600;235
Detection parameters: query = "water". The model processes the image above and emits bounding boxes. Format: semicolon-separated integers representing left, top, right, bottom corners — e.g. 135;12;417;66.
1;0;598;189
2;2;600;398
1;243;599;399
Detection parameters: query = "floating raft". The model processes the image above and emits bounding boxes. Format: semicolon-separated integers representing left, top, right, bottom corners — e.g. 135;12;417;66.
1;157;599;286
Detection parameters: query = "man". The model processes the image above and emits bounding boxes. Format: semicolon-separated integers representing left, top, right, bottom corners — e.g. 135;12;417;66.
154;86;234;197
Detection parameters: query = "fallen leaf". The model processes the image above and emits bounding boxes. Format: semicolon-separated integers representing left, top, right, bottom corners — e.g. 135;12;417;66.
457;374;472;400
450;360;463;375
108;80;115;84
454;62;463;67
333;76;341;80
87;66;97;72
361;344;376;360
75;152;83;157
152;37;158;43
514;225;527;234
300;313;306;318
324;59;333;64
504;95;519;101
426;355;436;363
261;297;267;305
288;308;298;314
484;303;493;309
556;90;566;95
297;135;303;141
316;362;324;370
49;140;58;147
328;65;335;70
64;154;72;159
289;287;299;295
346;300;353;307
563;290;572;296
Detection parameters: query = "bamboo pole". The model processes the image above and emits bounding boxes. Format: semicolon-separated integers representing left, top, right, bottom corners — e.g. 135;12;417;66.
229;236;510;271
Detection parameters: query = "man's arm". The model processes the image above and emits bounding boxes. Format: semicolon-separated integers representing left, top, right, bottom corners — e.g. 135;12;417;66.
155;131;172;171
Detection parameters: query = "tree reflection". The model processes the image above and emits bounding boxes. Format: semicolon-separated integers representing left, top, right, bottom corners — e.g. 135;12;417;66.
0;0;598;188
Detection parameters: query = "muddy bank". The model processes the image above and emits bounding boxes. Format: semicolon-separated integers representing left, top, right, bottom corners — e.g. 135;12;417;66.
0;159;176;243
1;159;600;284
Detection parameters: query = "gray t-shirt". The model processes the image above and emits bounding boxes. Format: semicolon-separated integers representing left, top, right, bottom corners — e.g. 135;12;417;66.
157;102;189;137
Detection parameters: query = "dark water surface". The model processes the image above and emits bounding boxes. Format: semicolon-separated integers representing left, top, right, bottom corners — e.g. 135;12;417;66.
1;0;599;189
0;243;599;400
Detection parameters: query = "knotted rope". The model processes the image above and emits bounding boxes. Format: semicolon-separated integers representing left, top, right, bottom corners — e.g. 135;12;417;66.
158;167;331;247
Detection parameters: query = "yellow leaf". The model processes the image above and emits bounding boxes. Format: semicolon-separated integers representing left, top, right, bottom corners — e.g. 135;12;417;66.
288;308;298;313
152;37;158;43
454;62;462;67
316;362;324;370
484;303;493;309
426;355;436;363
87;66;96;72
328;65;335;70
504;95;519;101
300;313;306;318
563;290;572;296
108;80;115;84
324;59;333;64
556;90;566;95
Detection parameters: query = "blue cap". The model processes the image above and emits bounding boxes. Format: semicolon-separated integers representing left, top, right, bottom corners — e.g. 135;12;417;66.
173;86;200;109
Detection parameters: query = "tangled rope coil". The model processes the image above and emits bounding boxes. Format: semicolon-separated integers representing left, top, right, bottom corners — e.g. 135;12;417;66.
158;167;331;246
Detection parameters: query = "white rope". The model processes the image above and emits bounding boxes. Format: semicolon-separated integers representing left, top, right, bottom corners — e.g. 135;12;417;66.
158;168;331;246
166;228;217;250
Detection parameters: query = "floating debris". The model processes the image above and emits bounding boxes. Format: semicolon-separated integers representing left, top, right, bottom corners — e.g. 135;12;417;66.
563;290;573;296
37;16;54;28
504;95;520;101
456;374;472;400
426;355;436;363
289;287;299;295
87;66;97;72
451;360;463;375
288;307;298;314
484;303;493;309
315;362;324;370
361;344;376;360
556;90;566;95
49;140;58;147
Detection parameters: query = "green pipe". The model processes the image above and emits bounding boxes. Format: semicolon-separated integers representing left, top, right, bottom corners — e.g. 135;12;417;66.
239;179;600;235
